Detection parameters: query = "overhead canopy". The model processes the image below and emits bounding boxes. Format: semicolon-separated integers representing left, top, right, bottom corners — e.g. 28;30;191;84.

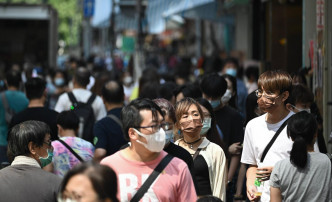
147;0;234;34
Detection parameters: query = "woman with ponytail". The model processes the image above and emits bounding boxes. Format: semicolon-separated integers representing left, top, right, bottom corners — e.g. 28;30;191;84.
270;111;332;202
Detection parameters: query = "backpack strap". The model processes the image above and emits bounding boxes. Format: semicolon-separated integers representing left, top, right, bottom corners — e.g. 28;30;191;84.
86;93;96;105
260;117;290;163
130;154;174;202
107;114;123;128
192;148;202;160
67;92;78;107
58;139;84;162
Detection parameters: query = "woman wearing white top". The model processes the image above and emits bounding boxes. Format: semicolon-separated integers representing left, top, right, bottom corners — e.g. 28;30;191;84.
175;97;227;201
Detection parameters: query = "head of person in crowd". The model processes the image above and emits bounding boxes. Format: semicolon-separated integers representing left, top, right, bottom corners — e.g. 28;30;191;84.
91;72;111;96
256;70;292;114
200;73;228;110
203;54;223;74
286;84;313;114
174;59;191;86
174;83;202;103
53;69;68;89
25;77;47;102
221;57;240;78
175;97;203;139
158;81;177;105
5;68;22;90
138;68;160;97
221;74;238;109
102;80;124;108
196;98;226;153
139;81;160;100
57;110;79;137
73;67;91;89
287;111;317;169
59;161;118;202
153;98;176;144
245;91;264;126
7;120;53;167
245;66;259;84
121;98;166;153
292;71;307;86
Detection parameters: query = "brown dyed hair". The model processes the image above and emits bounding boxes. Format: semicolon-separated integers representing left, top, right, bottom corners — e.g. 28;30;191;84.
258;70;292;94
174;97;203;129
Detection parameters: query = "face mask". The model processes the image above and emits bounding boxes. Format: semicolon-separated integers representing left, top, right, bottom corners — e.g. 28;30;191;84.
221;89;232;105
54;78;65;87
57;197;77;202
225;68;237;77
200;118;211;135
123;76;133;85
180;119;203;134
209;99;221;109
165;130;174;144
38;148;53;168
291;105;311;113
134;128;165;152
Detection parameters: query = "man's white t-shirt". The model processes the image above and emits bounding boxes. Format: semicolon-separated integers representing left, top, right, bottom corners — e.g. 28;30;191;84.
241;111;295;202
54;88;106;121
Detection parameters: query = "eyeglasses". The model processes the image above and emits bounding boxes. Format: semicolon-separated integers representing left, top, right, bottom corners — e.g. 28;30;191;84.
135;122;172;132
255;89;281;104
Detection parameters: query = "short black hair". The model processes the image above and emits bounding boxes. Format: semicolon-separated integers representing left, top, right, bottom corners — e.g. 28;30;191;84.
158;81;177;102
6;69;21;88
200;73;227;99
222;57;239;69
102;80;124;104
176;83;202;99
74;67;90;87
57;111;79;131
60;161;118;202
287;84;314;106
7;120;50;158
121;98;163;140
25;77;46;100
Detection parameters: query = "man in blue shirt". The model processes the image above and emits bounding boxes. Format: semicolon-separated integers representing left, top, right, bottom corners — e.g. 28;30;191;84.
93;80;127;162
0;69;29;163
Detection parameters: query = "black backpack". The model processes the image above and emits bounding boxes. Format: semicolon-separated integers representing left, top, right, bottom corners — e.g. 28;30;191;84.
67;92;96;143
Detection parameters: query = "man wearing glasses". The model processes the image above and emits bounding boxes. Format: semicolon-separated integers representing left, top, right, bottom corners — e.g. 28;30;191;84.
241;70;294;202
101;98;197;202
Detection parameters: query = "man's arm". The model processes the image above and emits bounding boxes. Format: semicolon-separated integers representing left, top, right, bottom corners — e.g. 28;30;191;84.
246;165;258;201
94;148;107;162
270;187;282;202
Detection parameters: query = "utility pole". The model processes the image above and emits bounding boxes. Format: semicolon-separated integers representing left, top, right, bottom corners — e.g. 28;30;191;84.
134;0;144;82
110;0;116;70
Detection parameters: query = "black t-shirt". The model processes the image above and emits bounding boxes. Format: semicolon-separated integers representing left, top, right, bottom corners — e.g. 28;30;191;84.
193;155;212;196
9;107;59;140
93;108;127;156
214;105;244;148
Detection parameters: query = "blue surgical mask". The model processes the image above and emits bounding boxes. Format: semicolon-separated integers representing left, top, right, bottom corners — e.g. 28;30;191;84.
226;68;237;77
200;118;211;135
54;78;65;87
38;149;53;168
209;99;221;109
165;130;174;144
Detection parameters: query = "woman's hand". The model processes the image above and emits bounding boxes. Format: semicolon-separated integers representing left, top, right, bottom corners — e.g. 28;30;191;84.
228;142;242;155
256;166;273;181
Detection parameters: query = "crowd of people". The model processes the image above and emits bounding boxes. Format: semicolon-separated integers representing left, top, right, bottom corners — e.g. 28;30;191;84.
0;54;331;202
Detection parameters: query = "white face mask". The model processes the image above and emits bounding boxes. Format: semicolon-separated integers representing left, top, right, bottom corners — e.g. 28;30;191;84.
291;105;311;113
134;128;166;152
200;117;211;135
221;89;232;105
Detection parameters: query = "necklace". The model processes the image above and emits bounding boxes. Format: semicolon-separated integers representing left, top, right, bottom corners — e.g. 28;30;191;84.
183;138;201;149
